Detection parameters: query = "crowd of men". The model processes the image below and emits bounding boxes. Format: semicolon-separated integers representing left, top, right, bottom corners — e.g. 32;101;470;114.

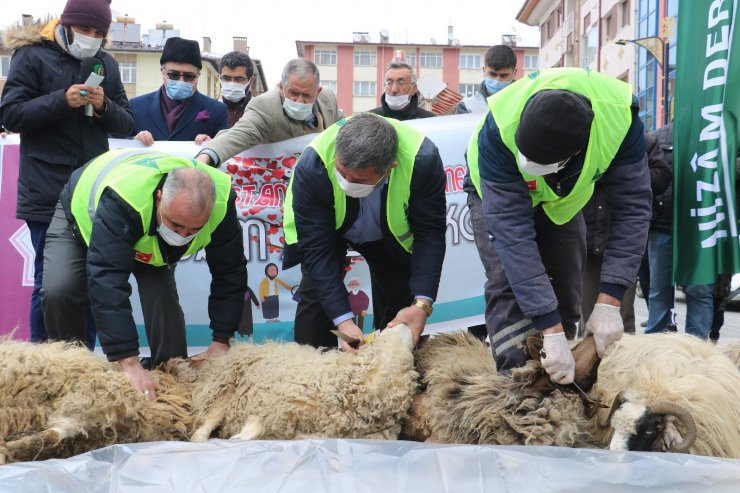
0;0;731;396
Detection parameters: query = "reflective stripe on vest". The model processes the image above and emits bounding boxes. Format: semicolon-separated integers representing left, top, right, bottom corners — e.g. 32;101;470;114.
284;115;424;253
467;68;633;224
70;148;233;266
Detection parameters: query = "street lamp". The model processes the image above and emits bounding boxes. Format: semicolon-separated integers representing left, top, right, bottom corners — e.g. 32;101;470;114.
616;36;671;125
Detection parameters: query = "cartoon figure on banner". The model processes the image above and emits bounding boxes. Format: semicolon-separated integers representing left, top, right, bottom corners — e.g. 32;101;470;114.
238;285;260;336
347;278;370;330
259;262;293;323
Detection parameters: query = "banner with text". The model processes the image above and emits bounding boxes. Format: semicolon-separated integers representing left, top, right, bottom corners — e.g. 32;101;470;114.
0;113;487;345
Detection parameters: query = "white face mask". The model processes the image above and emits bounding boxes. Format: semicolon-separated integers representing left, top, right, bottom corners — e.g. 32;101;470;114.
158;210;197;247
517;151;567;176
282;96;314;121
221;81;248;102
334;168;385;199
385;93;410;111
68;30;103;60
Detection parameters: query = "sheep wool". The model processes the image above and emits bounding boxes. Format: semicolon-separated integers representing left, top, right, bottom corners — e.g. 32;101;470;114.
190;324;418;441
0;340;193;463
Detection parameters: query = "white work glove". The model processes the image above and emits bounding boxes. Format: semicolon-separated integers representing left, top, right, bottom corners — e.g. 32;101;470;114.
586;303;624;358
541;332;575;384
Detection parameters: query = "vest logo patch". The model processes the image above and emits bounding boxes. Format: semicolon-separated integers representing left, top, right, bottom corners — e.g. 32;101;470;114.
131;157;160;169
134;251;153;263
526;180;537;191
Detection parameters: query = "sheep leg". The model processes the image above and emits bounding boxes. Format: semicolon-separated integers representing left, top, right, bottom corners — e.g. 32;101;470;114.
230;416;264;441
0;439;8;465
4;417;82;462
191;399;230;442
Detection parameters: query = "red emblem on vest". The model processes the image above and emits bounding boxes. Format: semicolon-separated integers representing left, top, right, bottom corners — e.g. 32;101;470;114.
526;180;537;191
134;251;153;263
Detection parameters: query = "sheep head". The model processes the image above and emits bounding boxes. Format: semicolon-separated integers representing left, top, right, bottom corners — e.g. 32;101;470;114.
375;324;413;350
604;392;697;453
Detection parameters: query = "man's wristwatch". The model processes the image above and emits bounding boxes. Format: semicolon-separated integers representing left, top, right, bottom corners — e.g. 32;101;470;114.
412;299;433;316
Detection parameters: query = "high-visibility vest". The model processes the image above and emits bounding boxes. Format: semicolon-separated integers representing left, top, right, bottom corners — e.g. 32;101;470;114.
70;148;232;266
467;68;633;224
284;115;424;253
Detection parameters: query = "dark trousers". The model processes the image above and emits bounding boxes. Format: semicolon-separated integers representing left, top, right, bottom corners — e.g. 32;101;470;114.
483;206;586;372
581;252;637;334
27;221;49;343
293;240;412;348
42;204;185;366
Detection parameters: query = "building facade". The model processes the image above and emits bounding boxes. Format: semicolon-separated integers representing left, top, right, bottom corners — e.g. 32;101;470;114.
517;0;676;131
296;31;540;115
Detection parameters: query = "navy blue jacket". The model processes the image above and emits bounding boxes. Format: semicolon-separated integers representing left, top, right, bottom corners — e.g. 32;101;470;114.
477;100;652;330
283;138;447;320
130;89;228;142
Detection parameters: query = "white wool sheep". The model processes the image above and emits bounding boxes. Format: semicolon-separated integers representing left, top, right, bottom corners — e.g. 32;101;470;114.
592;333;740;458
0;340;192;464
402;330;597;447
716;340;740;370
189;324;418;441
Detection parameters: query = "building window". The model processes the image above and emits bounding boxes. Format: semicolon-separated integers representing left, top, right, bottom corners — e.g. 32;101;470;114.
524;54;539;70
314;50;337;65
637;0;659;131
620;0;631;28
354;50;376;66
320;80;337;93
406;52;416;69
420;52;442;68
118;61;136;84
459;54;481;69
582;28;598;68
0;56;11;78
353;81;376;97
459;83;478;98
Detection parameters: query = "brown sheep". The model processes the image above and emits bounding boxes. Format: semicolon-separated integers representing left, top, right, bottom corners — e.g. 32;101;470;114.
0;340;192;464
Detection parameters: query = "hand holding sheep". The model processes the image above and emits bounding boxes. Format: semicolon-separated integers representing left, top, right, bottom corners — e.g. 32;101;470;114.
540;326;575;384
117;355;157;401
335;319;365;353
387;304;429;347
586;297;624;357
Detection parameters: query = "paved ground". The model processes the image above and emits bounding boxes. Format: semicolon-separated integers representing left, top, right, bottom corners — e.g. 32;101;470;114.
632;293;740;342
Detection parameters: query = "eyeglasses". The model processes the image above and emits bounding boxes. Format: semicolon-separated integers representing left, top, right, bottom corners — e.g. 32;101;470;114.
220;75;250;83
384;80;412;88
163;70;199;82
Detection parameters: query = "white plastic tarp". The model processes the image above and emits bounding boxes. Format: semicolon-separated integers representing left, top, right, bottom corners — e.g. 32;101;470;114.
1;439;739;493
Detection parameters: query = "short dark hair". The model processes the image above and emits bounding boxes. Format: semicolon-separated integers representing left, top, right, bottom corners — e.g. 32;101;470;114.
484;45;517;71
219;51;254;78
336;114;398;173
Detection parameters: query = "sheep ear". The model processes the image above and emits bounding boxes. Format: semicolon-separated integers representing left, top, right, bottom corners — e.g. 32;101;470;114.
526;336;544;362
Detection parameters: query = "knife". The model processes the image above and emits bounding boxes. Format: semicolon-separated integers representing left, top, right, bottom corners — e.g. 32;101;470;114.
330;329;361;349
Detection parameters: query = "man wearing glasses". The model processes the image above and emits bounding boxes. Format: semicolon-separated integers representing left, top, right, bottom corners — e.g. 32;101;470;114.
369;61;435;121
216;51;255;128
130;37;227;146
466;68;651;384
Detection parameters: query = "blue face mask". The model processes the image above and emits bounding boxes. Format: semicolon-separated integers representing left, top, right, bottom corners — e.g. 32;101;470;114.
165;80;194;101
484;78;512;95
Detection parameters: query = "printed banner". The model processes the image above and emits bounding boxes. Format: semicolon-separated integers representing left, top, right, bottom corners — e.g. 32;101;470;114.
0;114;487;346
674;0;740;285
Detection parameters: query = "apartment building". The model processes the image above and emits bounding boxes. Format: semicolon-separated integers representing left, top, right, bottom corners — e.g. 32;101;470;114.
296;30;540;115
517;0;677;131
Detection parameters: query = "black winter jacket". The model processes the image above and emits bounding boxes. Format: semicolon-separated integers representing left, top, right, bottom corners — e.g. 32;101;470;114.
283;138;446;320
649;123;675;233
0;20;133;223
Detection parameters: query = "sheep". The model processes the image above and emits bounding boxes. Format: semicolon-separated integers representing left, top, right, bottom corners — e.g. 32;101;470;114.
716;340;740;370
592;333;740;458
0;340;192;464
402;330;599;448
189;323;417;441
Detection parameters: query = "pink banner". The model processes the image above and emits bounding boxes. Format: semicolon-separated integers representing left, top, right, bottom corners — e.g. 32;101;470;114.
0;142;32;339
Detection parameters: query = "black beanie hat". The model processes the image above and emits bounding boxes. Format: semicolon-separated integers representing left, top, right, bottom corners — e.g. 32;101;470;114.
160;37;202;69
515;89;594;164
60;0;112;36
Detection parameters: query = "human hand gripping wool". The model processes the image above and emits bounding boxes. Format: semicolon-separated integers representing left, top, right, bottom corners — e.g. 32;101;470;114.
586;303;624;357
541;332;575;384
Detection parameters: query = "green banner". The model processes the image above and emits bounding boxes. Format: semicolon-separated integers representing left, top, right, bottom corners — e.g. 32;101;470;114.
674;0;740;285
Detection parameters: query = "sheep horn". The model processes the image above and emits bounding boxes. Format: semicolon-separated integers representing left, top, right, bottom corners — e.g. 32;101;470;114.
598;391;626;429
649;401;697;453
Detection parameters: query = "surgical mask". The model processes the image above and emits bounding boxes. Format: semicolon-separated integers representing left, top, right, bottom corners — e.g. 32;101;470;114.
484;78;512;95
157;210;197;247
68;30;103;60
165;80;194;101
518;151;567;176
221;81;248;102
334;168;385;199
282;97;314;121
385;93;410;111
